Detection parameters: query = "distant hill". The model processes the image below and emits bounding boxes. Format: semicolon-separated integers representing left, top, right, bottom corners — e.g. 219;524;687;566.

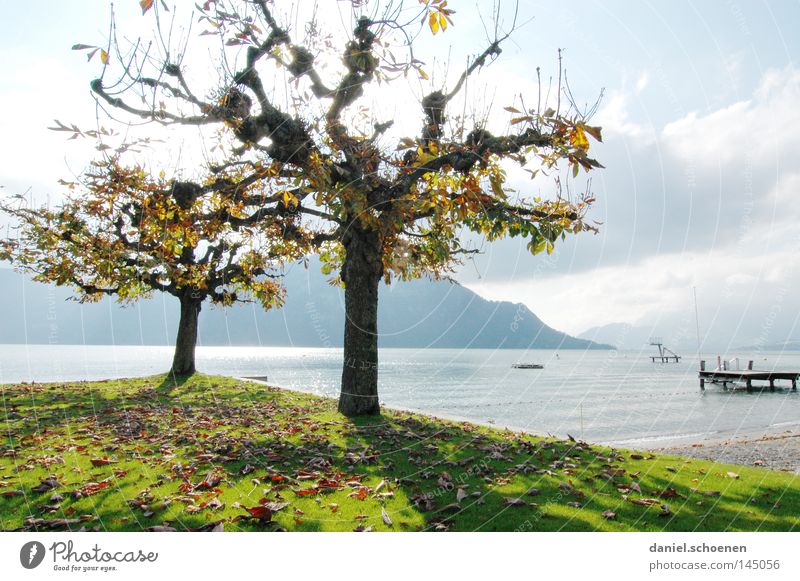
578;323;654;351
0;267;610;350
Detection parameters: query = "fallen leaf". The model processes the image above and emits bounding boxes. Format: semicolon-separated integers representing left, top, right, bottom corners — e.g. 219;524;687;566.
317;478;341;489
262;502;289;513
381;507;393;527
503;497;526;507
195;472;223;490
437;502;461;513
347;487;370;501
145;525;177;532
32;478;61;493
630;498;660;506
73;479;112;498
602;510;617;520
22;517;85;530
244;506;274;521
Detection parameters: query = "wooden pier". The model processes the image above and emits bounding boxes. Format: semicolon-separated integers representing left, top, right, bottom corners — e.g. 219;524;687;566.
698;360;799;391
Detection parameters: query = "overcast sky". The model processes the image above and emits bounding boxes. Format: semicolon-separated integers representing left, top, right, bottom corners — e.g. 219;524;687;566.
1;1;799;350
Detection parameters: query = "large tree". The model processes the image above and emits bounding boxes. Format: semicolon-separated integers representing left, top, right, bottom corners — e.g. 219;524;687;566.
0;158;313;375
83;0;603;414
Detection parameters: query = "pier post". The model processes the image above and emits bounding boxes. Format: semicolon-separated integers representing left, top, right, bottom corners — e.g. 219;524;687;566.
746;379;752;391
770;379;775;391
793;378;797;391
748;360;754;370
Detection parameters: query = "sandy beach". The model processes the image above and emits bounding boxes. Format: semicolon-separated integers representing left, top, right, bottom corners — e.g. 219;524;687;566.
645;429;800;474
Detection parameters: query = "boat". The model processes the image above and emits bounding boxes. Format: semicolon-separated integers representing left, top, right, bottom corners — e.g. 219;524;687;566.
512;363;544;369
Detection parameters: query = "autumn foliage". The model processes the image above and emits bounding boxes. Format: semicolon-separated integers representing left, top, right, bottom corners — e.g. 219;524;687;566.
5;0;603;412
0;158;313;374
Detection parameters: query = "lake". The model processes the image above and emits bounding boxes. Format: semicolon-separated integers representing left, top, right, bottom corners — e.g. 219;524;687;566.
1;344;798;446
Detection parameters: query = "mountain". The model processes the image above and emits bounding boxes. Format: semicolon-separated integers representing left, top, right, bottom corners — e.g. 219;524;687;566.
578;323;655;351
0;267;610;350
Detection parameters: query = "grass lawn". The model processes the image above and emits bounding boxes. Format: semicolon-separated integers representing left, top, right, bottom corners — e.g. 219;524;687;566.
1;374;798;532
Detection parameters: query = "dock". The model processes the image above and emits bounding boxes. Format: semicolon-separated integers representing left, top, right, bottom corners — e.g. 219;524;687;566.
699;359;799;391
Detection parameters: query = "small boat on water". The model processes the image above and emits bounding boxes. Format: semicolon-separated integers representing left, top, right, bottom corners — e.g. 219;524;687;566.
512;363;544;369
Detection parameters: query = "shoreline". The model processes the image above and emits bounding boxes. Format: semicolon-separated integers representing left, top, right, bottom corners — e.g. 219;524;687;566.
243;376;800;474
644;430;800;474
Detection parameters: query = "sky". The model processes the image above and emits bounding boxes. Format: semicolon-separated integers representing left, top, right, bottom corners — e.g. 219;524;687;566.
1;0;799;350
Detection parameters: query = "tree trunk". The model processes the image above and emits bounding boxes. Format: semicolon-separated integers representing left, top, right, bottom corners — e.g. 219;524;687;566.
338;227;382;416
171;295;202;375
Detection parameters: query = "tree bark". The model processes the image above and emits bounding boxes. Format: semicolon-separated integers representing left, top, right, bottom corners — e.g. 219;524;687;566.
172;295;202;375
338;227;382;416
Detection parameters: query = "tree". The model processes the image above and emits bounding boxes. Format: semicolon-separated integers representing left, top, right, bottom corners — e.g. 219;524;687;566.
0;158;313;375
83;0;603;414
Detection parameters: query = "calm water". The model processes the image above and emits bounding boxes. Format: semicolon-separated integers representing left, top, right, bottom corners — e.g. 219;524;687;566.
1;345;799;446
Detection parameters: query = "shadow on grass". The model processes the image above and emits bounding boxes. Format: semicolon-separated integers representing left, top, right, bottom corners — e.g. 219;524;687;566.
3;375;800;532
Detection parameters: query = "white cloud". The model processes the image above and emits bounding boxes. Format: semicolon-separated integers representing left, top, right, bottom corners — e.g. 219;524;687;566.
594;91;655;142
466;241;800;343
662;65;800;167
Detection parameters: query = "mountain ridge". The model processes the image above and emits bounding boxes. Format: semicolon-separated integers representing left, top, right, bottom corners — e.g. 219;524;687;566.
0;267;611;350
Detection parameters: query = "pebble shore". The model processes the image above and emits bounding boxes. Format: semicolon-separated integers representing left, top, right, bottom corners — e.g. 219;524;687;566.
652;430;800;474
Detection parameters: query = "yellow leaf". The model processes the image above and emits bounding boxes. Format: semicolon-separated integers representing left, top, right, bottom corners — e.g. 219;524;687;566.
140;0;154;15
282;191;297;208
100;49;109;65
428;11;439;34
438;12;448;32
570;125;589;151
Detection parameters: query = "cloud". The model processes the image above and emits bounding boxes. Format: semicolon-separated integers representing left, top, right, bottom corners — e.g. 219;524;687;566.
594;91;656;143
459;66;800;348
662;65;800;167
466;237;800;347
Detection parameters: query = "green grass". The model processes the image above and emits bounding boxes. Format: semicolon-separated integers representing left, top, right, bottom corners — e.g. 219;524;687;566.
1;374;798;532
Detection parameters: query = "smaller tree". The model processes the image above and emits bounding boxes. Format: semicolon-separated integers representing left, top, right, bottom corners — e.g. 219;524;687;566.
0;158;313;375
